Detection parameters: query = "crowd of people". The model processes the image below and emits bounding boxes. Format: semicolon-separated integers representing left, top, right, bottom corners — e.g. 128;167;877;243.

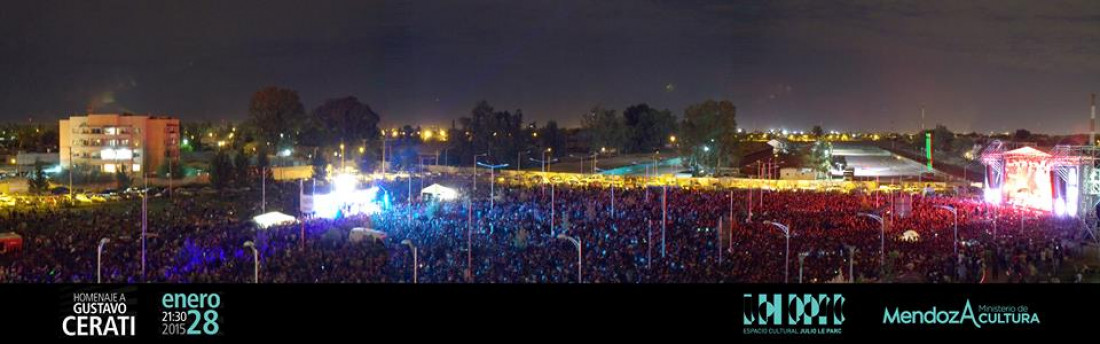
0;174;1096;284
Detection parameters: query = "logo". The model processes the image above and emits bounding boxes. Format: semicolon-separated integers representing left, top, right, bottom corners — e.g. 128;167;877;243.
883;299;1040;328
62;291;137;337
742;293;845;335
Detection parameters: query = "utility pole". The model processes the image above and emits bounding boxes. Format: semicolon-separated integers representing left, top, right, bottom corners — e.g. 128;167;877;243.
920;104;926;133
1091;93;1096;146
68;141;73;199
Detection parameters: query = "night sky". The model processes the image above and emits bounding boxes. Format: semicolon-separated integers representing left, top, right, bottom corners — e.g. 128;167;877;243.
2;0;1099;133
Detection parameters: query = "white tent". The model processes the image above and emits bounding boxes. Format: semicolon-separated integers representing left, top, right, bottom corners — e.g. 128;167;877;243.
900;230;921;242
252;211;297;229
420;183;458;201
350;227;387;243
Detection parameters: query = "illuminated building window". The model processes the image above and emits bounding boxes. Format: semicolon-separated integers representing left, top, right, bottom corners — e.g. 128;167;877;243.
132;164;141;172
103;164;117;173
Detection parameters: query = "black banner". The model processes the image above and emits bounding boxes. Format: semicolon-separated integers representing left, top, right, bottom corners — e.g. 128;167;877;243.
0;283;1090;341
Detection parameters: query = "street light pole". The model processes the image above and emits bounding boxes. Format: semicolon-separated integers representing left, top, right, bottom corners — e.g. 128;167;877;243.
167;152;173;198
857;212;885;269
97;238;110;284
550;182;556;236
243;241;258;283
717;217;723;264
557;234;582;283
476;161;509;212
728;190;734;252
934;205;959;256
544;148;552;173
466;199;472;276
401;239;418;284
610;182;615;218
845;245;856;283
473;153;487;193
261;167;266;213
141;190;147;281
763;221;791;283
661;184;667;258
647;219;652;268
799;252;809;283
68;141;73;200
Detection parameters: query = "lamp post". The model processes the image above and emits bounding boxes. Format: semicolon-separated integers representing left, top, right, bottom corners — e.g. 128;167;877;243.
401;239;418;284
647;219;652;268
97;238;110;284
610;181;615;218
550;182;556;236
473;153;488;193
243;241;259;283
798;252;809;284
261;166;266;213
466;198;473;276
68;140;74;200
933;205;959;256
141;190;147;281
763;221;790;283
661;184;667;258
167;152;173;198
857;212;885;269
476;161;509;212
381;136;388;176
557;234;582;283
845;244;856;283
728;190;734;251
543;148;553;172
717;217;723;264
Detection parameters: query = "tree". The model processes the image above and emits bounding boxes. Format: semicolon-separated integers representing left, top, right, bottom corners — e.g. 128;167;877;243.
812;125;824;139
256;145;272;181
115;169;132;190
233;149;251;184
14;125;59;153
581;106;626;153
305;97;381;148
29;159;50;194
1014;129;1032;142
357;152;376;173
807;141;833;175
248;86;306;146
450;101;525;165
311;153;328;181
157;160;184;179
182;121;212;152
539;120;565;157
210;150;233;190
623;103;677;153
917;124;956;154
680;100;738;175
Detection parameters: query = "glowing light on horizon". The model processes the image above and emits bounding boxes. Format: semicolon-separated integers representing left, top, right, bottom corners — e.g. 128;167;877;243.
308;174;387;219
1054;197;1066;217
1066;167;1080;217
983;188;1002;205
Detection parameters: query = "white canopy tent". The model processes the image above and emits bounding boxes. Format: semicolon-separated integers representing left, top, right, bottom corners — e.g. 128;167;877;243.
420;183;458;201
350;227;387;243
900;230;921;242
253;211;297;229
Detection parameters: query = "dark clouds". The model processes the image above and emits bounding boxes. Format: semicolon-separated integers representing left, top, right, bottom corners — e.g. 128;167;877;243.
1;0;1098;133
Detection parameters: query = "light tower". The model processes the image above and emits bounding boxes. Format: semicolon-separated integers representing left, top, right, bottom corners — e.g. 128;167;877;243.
1091;93;1096;146
920;104;925;133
